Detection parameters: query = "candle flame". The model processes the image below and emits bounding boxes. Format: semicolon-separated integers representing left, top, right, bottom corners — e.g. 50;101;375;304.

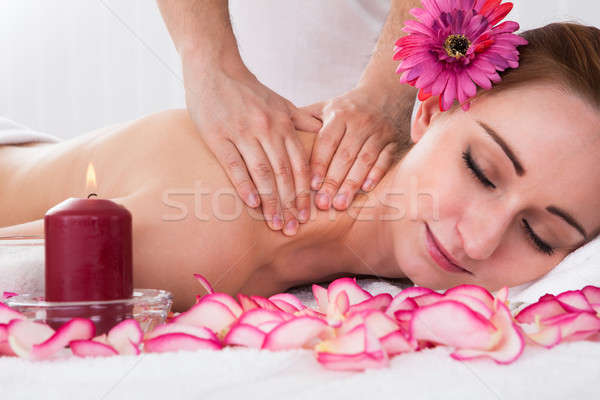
86;162;97;193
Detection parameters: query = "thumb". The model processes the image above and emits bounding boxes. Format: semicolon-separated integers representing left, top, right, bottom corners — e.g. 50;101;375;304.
291;102;325;133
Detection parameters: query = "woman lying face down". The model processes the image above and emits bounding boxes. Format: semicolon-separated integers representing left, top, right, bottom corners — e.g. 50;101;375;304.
0;23;598;311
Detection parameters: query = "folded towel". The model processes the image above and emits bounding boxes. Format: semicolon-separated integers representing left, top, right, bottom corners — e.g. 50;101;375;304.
0;116;59;145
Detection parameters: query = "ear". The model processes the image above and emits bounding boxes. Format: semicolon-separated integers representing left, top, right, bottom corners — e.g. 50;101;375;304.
410;96;442;144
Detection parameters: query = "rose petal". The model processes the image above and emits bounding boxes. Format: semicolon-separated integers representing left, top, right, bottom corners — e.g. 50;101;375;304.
327;277;372;306
515;299;567;324
200;293;243;317
173;299;237;333
70;340;119;357
30;318;95;360
223;323;266;348
262;317;327;351
193;273;215;294
556;290;594;313
268;293;306;311
107;319;143;355
0;303;26;324
145;323;218;342
144;333;221;353
451;302;524;364
411;300;500;349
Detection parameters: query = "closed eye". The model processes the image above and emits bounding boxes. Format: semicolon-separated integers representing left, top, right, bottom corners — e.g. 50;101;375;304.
462;147;495;189
462;147;554;256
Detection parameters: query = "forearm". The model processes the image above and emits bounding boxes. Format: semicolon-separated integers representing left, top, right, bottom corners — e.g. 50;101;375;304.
358;0;419;103
157;0;247;76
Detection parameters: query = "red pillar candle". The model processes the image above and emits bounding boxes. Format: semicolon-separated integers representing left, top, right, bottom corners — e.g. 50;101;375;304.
44;197;133;301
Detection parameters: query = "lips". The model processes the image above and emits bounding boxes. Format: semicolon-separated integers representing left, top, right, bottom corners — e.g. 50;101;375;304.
425;224;471;274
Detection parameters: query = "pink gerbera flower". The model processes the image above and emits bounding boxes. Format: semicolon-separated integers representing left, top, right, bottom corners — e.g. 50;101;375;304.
394;0;528;111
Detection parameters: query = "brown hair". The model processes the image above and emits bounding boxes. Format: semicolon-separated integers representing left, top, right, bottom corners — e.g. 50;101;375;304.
483;22;600;108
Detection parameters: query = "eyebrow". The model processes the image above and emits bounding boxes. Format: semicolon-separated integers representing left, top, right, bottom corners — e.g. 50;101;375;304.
475;120;588;241
477;121;525;176
547;206;588;241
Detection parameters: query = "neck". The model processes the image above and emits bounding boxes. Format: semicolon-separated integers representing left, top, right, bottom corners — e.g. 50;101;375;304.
266;163;405;287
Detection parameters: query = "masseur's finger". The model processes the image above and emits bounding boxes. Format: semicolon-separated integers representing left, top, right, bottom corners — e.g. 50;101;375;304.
362;142;398;192
291;105;323;133
284;134;312;224
242;141;283;231
333;137;384;210
309;115;346;193
260;135;300;236
212;139;260;209
315;131;366;210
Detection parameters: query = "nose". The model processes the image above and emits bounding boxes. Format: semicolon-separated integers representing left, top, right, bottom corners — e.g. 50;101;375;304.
457;196;517;260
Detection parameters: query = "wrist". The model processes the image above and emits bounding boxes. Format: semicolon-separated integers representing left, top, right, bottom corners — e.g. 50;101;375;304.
181;43;253;82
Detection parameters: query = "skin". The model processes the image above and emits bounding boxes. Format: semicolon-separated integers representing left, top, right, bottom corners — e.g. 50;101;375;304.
1;83;598;312
157;0;418;236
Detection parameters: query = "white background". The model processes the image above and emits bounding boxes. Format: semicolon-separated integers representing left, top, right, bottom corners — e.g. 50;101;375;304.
0;0;598;140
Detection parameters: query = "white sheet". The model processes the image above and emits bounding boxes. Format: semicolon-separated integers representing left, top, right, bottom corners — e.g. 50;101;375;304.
0;340;598;399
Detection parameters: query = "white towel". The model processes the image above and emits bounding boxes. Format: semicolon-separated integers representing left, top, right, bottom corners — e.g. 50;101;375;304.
0;117;59;145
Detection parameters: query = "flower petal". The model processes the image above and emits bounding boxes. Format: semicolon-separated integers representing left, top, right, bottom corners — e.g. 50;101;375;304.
223;323;266;348
262;317;327;351
70;340;119;357
411;300;499;349
144;333;221;353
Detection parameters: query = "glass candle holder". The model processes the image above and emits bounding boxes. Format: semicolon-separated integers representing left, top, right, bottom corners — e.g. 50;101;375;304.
1;235;173;334
4;289;173;334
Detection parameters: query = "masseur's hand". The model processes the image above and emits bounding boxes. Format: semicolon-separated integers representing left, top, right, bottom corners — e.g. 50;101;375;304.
182;53;322;235
303;86;403;211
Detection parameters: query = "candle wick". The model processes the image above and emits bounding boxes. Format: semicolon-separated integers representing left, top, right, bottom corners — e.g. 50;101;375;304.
87;193;98;199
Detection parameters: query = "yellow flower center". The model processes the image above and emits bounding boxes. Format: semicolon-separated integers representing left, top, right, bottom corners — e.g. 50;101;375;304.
444;34;471;58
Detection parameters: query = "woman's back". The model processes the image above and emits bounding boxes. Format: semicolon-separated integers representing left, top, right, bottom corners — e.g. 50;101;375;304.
0;110;320;310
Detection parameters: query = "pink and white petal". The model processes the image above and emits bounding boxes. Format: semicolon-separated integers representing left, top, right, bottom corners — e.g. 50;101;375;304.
29;318;95;360
444;293;493;319
380;330;418;355
327;278;372;306
312;284;329;313
410;300;499;350
192;273;215;294
201;293;243;317
236;308;288;328
495;287;509;305
317;324;368;355
70;339;119;357
237;294;259;312
0;303;26;324
515;299;567;324
262;317;327;351
444;285;495;309
251;296;284;312
145;323;218;342
269;299;299;314
107;319;143;355
582;286;600;304
349;293;393;314
386;297;418;317
552;312;600;339
556;290;594;313
173;299;236;333
412;292;444;307
523;325;562;349
269;293;306;310
7;319;54;358
451;302;524;365
364;311;400;339
144;333;221;353
223;323;266;348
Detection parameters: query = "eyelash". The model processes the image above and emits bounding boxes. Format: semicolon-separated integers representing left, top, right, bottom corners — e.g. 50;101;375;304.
461;149;555;256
